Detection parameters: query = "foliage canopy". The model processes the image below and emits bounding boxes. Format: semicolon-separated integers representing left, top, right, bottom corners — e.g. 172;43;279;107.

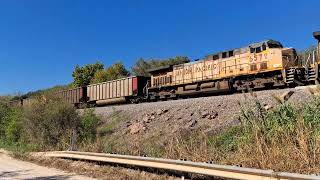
91;62;129;84
72;62;104;87
131;56;190;76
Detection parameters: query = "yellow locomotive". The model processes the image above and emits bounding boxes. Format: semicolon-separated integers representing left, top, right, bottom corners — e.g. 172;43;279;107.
148;39;318;100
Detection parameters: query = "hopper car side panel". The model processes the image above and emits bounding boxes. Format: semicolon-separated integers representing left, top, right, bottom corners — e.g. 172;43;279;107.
57;87;87;106
87;76;149;106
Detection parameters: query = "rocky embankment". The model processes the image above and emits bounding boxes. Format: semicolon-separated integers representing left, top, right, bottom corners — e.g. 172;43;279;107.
92;87;315;143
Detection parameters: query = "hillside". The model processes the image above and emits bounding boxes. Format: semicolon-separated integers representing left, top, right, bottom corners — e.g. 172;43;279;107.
93;87;310;139
75;86;320;175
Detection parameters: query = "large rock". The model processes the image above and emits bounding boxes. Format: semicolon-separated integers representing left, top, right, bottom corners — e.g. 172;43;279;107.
200;110;218;119
156;109;169;116
186;119;197;128
142;116;150;123
208;111;218;120
280;91;294;103
129;122;145;134
142;113;156;123
263;104;273;111
201;111;210;118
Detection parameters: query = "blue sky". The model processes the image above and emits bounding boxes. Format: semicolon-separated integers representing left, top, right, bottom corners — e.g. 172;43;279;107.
0;0;319;95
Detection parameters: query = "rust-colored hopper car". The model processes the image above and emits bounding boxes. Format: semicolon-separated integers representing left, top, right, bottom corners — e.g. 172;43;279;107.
86;76;149;106
58;87;87;107
57;76;149;107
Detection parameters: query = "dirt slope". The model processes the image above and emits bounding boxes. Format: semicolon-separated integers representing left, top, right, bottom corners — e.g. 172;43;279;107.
88;87;313;156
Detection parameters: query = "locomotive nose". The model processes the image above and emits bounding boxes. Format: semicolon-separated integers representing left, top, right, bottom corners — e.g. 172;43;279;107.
314;31;320;41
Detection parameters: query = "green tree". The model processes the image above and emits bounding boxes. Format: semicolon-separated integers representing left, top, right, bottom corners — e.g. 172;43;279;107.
91;62;129;83
105;62;130;80
72;62;104;87
131;56;190;76
91;70;108;84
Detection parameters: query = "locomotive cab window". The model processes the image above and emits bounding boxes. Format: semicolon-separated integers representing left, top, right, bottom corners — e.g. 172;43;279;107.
256;47;262;53
212;54;219;60
262;44;267;51
228;50;234;57
222;52;227;58
250;47;262;53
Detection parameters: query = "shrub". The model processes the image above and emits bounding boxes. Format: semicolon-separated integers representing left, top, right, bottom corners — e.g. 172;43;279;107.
0;102;10;140
1;93;103;152
208;126;242;153
23;94;80;150
79;109;101;143
0;102;23;144
5;108;23;143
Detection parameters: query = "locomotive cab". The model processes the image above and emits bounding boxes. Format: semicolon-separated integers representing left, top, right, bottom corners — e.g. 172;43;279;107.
248;40;298;72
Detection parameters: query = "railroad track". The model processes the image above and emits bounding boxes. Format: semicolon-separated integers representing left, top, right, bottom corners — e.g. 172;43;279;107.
33;151;319;180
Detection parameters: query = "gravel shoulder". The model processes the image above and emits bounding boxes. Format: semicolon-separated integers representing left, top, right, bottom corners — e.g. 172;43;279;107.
0;151;94;180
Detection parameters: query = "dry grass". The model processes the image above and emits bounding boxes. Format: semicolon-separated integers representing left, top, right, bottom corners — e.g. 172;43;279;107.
218;93;320;174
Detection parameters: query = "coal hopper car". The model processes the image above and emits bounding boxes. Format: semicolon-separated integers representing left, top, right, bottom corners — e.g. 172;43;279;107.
86;76;149;106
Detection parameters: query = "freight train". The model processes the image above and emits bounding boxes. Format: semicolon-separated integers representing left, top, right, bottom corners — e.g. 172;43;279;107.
11;32;320;107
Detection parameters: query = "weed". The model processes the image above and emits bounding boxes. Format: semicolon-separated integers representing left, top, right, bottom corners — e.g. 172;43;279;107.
79;109;101;143
98;110;123;136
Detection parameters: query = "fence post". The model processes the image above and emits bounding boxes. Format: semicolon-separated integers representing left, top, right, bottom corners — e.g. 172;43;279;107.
69;129;77;151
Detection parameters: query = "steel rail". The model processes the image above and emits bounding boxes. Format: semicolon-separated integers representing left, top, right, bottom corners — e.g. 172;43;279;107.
34;151;320;180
